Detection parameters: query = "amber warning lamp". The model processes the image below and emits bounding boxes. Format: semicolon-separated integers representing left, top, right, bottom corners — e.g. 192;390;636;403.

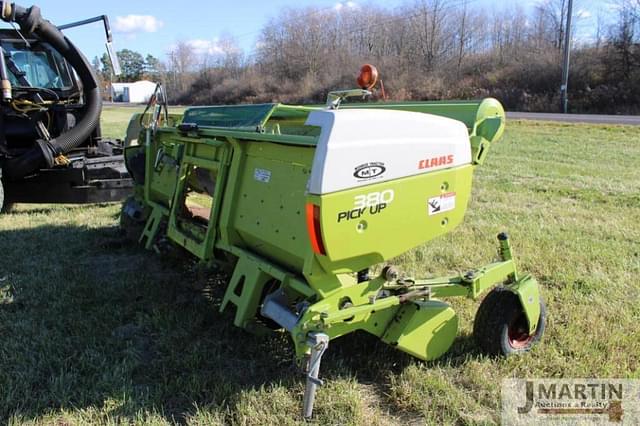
357;64;386;99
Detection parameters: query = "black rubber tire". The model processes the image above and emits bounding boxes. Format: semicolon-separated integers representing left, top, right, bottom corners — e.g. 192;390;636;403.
473;286;546;357
0;179;12;213
0;179;4;213
1;202;14;213
127;151;146;185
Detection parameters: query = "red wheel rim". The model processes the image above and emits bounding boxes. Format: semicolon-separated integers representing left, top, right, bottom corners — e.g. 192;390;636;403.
508;315;535;349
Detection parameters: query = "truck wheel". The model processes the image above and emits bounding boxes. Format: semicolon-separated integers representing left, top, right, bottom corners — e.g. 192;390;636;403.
473;286;546;356
127;151;146;185
0;180;12;213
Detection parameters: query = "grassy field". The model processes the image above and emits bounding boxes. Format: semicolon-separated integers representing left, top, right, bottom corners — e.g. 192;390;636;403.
0;109;639;425
100;106;148;139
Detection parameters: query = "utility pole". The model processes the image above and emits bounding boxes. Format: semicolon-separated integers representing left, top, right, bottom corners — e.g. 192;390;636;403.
560;0;574;113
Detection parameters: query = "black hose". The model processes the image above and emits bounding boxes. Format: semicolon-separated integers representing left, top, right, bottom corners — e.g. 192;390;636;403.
1;3;102;180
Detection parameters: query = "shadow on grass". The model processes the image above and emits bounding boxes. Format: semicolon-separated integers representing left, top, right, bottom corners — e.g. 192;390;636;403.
2;203;119;216
0;221;484;423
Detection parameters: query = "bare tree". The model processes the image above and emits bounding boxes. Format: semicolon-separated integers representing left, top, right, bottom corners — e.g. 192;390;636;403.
609;1;638;78
455;2;469;77
159;0;640;114
531;0;574;51
166;41;197;97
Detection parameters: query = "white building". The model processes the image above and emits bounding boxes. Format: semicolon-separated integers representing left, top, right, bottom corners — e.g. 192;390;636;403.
111;80;157;103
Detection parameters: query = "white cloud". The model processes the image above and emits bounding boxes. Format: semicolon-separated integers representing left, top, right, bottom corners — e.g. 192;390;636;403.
167;38;240;58
334;1;358;11
576;9;592;19
114;15;164;33
186;39;226;56
604;2;622;11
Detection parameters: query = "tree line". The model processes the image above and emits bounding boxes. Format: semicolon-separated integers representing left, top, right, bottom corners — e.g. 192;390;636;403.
94;0;640;113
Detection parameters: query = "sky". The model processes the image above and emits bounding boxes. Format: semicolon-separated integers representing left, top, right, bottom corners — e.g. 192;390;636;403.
0;0;620;64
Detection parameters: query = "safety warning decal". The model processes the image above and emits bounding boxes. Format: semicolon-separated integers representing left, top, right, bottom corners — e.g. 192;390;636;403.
428;192;456;215
254;168;272;183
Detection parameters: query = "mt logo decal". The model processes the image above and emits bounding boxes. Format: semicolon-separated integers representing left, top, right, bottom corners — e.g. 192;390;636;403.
353;162;386;180
419;155;454;170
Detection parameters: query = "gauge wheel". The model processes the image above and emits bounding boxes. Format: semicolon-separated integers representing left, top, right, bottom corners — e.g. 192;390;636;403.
473;286;546;356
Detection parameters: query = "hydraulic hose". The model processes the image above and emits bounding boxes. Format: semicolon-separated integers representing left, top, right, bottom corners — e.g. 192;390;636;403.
1;3;102;180
0;46;12;101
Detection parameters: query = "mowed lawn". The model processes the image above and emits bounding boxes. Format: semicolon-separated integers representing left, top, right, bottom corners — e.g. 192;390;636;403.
0;107;638;425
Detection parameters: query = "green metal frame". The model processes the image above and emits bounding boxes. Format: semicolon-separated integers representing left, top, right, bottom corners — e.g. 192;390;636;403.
124;97;541;365
286;232;539;359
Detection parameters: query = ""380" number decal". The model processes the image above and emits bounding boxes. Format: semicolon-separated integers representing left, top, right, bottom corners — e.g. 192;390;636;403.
337;190;395;222
353;189;395;209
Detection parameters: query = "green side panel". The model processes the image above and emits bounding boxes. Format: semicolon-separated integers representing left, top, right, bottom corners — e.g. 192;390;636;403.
382;300;458;361
312;165;474;274
146;132;183;206
165;138;231;260
229;141;316;271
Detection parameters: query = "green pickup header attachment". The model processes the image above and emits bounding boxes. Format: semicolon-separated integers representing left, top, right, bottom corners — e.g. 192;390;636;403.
121;82;544;418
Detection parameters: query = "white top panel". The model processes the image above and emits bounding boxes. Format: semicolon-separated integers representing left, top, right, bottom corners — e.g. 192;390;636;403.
306;109;471;195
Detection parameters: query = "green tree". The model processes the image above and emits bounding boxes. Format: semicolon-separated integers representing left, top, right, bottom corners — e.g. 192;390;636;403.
143;54;162;80
117;49;145;82
100;52;114;80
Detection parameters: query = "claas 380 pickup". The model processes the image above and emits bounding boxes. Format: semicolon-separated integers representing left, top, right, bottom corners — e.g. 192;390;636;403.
121;76;545;418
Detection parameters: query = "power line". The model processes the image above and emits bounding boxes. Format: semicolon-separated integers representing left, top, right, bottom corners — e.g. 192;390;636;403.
561;0;574;114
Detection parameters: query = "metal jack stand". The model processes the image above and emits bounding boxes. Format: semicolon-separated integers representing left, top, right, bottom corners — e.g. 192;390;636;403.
302;332;329;419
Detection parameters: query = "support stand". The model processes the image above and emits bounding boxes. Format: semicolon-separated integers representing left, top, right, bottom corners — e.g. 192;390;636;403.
302;332;329;419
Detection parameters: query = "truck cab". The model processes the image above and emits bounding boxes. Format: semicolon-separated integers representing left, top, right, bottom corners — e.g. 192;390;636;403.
0;4;130;211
